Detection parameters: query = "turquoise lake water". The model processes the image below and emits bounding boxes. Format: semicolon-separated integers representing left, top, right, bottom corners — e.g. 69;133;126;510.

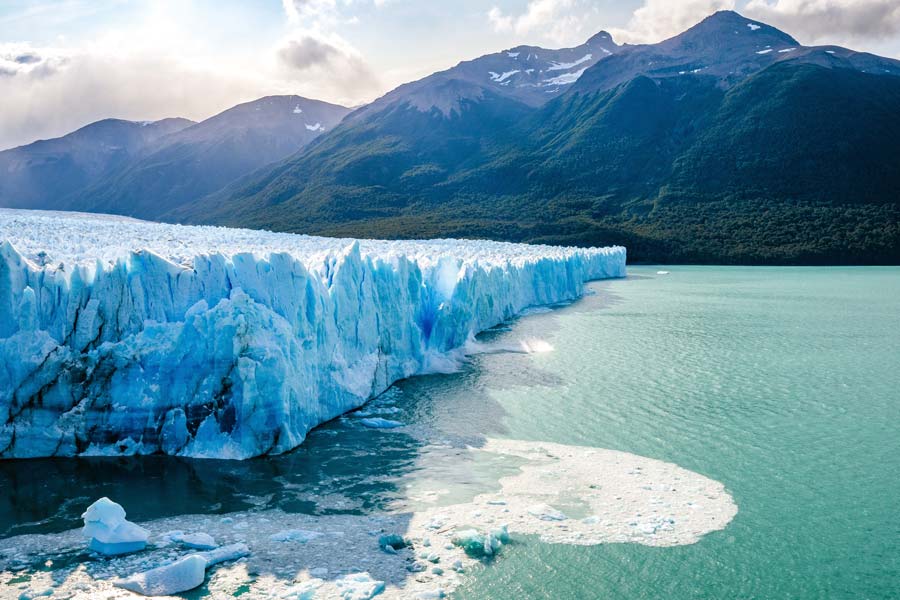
2;266;898;598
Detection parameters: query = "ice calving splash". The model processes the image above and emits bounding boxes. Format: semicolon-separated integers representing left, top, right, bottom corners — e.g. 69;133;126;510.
1;440;736;599
0;209;625;459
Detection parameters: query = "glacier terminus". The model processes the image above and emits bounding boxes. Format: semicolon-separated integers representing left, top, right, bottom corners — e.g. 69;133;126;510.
0;209;625;459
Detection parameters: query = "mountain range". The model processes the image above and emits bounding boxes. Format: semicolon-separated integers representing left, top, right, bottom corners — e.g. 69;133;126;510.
0;96;349;218
2;11;899;264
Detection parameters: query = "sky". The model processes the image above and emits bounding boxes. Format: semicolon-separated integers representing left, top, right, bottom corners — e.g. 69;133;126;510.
1;0;900;150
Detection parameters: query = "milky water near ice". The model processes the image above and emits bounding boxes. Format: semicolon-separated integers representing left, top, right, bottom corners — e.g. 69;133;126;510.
0;209;625;460
0;439;736;600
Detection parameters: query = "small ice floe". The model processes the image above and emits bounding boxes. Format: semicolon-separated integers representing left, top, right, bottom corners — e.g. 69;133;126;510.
115;555;207;596
359;417;404;429
270;529;323;543
527;503;567;521
305;122;323;132
657;270;670;275
334;572;385;599
82;497;149;556
747;23;761;30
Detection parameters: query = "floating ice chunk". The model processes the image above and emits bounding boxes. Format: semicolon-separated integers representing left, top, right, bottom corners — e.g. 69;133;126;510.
747;23;761;30
335;572;385;599
378;533;407;551
196;543;250;566
451;526;509;558
82;497;149;556
270;529;323;543
179;532;218;550
359;418;404;429
115;554;207;596
527;504;567;521
657;270;670;275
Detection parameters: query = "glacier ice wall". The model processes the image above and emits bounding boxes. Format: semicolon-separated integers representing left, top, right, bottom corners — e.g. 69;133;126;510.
0;210;625;459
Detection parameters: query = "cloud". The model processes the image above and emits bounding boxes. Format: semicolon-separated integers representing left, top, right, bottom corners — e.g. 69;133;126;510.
744;0;900;43
610;0;736;44
278;36;341;70
276;33;381;99
0;44;267;150
282;0;338;24
0;44;69;79
489;0;588;42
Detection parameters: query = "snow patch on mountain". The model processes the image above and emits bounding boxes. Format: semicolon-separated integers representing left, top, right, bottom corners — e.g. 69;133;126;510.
547;54;593;71
544;66;590;86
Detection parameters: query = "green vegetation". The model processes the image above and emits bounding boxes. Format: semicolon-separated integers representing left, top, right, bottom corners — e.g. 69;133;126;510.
176;64;900;264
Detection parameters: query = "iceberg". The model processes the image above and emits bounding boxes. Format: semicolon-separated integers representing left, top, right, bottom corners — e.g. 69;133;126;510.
0;209;626;459
81;497;149;556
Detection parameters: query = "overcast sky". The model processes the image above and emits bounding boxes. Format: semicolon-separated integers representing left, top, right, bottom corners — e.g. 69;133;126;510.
2;0;899;150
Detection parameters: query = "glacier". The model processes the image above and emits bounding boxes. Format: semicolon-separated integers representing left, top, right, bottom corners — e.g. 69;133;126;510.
0;209;626;459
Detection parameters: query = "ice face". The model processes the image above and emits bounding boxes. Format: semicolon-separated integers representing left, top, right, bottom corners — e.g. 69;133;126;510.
82;497;149;556
0;209;626;459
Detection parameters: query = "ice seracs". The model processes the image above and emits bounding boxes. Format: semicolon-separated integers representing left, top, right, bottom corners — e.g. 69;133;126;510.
82;497;149;556
0;209;625;460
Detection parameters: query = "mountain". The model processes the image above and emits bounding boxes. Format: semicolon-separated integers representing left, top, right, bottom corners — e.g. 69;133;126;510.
178;11;900;265
0;118;194;210
57;96;350;219
166;33;622;226
353;30;620;118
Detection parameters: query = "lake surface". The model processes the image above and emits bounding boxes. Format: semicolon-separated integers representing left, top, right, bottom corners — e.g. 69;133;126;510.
2;266;899;599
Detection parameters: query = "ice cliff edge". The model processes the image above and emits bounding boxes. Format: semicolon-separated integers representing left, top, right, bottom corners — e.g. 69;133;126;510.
0;210;625;459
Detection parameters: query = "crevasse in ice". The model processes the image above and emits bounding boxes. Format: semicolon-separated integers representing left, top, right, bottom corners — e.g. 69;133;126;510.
0;210;626;459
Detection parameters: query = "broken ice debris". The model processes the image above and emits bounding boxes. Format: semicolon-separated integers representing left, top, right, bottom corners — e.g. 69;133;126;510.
81;497;149;556
115;555;207;596
335;572;385;599
270;529;323;543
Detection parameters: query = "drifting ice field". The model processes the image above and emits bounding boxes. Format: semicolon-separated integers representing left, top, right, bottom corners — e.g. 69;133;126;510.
0;209;626;459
